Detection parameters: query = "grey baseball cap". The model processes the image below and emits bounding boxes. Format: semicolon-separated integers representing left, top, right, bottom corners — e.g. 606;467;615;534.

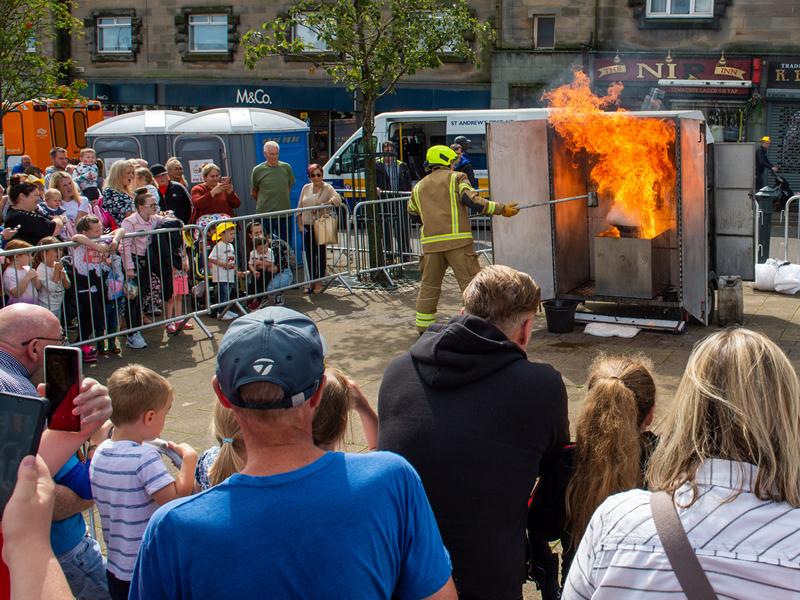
216;307;325;410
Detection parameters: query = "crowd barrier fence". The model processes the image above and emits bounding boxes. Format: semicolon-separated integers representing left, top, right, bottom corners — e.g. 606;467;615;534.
0;196;494;346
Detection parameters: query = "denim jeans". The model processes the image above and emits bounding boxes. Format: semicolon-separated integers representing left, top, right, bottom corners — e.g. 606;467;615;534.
57;535;110;600
267;270;293;292
211;281;235;316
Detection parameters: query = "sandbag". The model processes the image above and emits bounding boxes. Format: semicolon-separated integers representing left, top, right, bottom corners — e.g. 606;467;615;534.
774;262;800;295
754;260;779;291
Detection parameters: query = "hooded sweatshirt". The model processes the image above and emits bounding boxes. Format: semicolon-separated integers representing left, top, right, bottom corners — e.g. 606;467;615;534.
378;314;569;600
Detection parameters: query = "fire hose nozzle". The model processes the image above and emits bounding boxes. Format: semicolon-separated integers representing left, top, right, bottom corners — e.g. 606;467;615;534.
516;191;598;211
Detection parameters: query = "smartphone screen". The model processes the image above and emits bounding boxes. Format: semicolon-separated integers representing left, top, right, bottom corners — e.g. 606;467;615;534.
0;393;49;512
45;346;82;432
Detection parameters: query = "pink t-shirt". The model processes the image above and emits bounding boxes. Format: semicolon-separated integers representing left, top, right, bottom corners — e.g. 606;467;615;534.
2;265;37;304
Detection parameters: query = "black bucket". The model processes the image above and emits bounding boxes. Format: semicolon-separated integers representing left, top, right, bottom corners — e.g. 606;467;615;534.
542;300;578;334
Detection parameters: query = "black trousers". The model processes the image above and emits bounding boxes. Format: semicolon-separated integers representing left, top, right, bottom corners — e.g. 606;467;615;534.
303;225;327;282
73;271;105;343
106;570;130;600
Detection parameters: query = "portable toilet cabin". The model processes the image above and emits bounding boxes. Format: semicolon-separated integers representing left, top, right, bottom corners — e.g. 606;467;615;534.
167;107;310;215
86;110;191;170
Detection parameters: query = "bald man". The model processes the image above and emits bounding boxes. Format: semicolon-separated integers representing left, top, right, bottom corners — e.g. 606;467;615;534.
0;304;113;598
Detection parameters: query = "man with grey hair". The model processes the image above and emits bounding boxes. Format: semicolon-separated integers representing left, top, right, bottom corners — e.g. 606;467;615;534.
131;307;457;600
250;140;296;244
0;303;113;599
378;264;569;600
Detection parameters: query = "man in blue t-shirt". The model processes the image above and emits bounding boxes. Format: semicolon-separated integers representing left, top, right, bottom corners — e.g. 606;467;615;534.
130;307;455;600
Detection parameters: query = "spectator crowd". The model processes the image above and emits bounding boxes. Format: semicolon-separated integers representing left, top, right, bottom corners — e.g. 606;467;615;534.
2;143;800;600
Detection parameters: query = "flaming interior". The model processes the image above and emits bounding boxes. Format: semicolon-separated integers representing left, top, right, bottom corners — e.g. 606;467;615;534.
544;71;676;239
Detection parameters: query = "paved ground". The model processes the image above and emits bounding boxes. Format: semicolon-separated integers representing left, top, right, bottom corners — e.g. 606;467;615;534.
85;271;800;598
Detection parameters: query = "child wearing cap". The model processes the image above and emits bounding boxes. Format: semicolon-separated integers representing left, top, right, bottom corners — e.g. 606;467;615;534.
91;364;197;600
207;222;246;320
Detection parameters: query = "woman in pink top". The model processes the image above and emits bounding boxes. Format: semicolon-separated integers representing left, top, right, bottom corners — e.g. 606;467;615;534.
119;189;167;350
296;163;341;294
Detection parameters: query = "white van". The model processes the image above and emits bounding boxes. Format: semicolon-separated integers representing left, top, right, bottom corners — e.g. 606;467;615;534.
323;108;550;192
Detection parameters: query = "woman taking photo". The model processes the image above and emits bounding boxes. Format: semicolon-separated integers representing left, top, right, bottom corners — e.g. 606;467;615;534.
564;328;800;599
102;160;136;225
297;163;340;294
190;163;240;223
4;180;64;244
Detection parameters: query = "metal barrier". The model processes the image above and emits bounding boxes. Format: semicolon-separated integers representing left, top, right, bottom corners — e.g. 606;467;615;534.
198;205;353;317
0;226;210;350
783;194;800;263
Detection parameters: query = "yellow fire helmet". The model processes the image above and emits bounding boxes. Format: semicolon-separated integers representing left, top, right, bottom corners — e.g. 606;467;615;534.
761;136;771;143
425;145;458;168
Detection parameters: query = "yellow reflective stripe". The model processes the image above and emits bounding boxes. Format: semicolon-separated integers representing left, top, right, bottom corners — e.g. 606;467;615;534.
408;187;420;213
458;182;473;194
415;312;437;327
420;232;473;244
486;201;497;215
449;174;459;235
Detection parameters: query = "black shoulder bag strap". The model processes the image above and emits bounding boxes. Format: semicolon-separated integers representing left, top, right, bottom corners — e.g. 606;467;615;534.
650;491;718;600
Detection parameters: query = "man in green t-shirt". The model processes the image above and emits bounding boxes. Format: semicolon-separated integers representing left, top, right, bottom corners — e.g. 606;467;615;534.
251;140;296;243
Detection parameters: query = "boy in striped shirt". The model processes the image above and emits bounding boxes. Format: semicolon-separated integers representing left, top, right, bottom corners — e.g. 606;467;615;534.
90;365;198;600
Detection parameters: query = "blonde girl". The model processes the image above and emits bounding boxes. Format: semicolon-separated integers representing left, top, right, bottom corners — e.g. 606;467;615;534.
33;236;71;319
101;159;136;224
195;403;246;491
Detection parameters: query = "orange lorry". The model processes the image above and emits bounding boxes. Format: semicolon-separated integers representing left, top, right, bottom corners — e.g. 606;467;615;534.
3;99;104;172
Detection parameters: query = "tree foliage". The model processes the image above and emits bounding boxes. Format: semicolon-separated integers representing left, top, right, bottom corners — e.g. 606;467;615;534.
243;0;492;276
0;0;84;115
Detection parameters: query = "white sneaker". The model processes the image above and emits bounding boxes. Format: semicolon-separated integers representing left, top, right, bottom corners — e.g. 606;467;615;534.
126;332;147;349
220;311;238;321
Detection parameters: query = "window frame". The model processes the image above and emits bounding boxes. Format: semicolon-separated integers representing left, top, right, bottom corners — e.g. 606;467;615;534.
96;16;133;54
292;15;329;53
188;13;229;54
646;0;714;18
50;112;69;150
533;15;556;50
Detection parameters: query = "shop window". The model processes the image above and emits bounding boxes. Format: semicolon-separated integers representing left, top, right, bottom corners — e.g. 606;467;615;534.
175;7;239;62
189;14;228;52
647;0;713;16
51;112;69;150
509;84;544;108
533;15;555;49
84;10;141;62
74;112;87;148
97;17;132;53
293;16;329;53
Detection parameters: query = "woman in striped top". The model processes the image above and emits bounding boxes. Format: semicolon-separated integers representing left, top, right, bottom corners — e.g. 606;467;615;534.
564;328;800;599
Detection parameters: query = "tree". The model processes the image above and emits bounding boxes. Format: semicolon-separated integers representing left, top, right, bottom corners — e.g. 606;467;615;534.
243;0;492;274
0;0;83;175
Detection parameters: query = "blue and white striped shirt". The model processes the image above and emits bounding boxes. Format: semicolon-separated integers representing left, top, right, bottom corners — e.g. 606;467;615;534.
90;439;174;581
563;459;800;599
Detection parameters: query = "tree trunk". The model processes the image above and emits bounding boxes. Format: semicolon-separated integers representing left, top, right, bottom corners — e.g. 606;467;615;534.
361;93;388;280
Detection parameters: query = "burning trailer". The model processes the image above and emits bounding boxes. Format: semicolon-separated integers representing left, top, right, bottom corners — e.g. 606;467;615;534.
487;74;756;332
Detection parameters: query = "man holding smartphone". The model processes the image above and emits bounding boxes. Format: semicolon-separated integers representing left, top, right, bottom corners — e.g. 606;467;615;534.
0;303;113;600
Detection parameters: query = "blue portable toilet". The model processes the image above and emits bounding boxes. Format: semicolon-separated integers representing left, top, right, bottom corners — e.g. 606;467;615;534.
168;107;310;215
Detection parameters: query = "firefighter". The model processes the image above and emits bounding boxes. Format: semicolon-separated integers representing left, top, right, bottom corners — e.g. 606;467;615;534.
408;145;519;333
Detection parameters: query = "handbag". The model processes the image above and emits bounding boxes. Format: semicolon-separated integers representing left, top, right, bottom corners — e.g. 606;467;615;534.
312;211;339;246
650;491;718;600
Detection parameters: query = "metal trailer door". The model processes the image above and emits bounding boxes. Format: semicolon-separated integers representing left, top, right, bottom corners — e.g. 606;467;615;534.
172;135;228;188
487;120;555;299
713;142;756;280
680;118;710;324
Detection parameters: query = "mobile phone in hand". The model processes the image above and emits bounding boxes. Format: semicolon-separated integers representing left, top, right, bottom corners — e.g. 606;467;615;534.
44;346;82;432
0;393;49;512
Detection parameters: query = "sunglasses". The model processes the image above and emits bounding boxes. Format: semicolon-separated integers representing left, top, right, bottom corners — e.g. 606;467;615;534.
310;173;323;178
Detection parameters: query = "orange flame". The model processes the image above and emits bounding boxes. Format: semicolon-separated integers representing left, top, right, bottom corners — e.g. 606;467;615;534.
544;71;676;239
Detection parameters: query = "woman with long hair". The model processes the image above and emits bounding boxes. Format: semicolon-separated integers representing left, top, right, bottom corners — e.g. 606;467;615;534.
564;328;800;599
48;172;85;226
101;160;136;225
165;158;189;190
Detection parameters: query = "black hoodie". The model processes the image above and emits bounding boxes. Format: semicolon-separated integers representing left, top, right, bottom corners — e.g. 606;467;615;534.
378;314;569;600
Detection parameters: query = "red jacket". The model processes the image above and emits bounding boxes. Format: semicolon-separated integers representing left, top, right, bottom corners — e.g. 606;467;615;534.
190;183;241;223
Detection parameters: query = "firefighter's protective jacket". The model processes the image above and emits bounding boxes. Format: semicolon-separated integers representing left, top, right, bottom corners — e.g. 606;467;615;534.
408;167;505;253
